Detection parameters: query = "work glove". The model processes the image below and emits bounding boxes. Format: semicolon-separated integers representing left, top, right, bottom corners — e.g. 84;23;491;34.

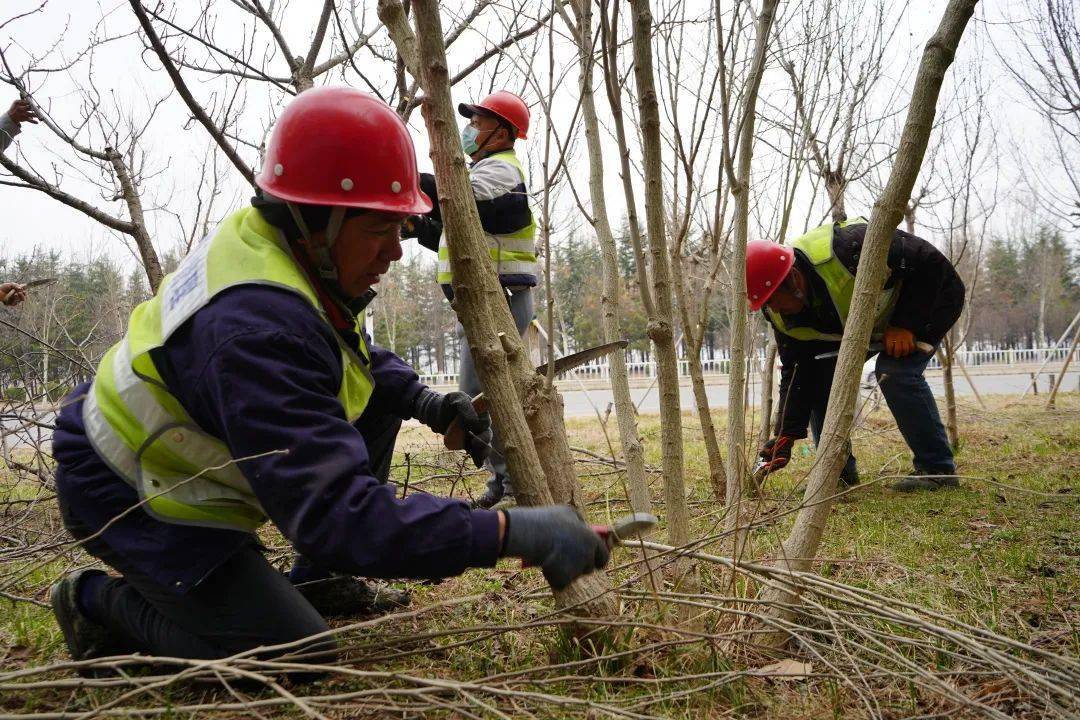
502;506;610;590
411;388;491;467
757;435;795;475
883;326;916;358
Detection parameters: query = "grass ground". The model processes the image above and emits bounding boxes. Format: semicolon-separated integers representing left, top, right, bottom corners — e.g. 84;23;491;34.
0;393;1077;717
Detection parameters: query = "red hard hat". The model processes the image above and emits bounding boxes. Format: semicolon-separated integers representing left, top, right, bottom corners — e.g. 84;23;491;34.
746;240;795;311
458;91;530;139
256;87;432;214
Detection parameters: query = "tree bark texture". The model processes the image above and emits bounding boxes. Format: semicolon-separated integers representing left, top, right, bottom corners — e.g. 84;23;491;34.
757;338;778;449
628;0;689;556
568;0;651;514
108;148;163;292
1046;326;1079;410
940;333;960;449
724;0;780;557
599;1;655;320
675;270;727;504
756;0;979;646
404;0;616;619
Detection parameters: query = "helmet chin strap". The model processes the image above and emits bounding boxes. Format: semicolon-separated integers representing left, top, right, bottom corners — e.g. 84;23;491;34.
287;202;353;301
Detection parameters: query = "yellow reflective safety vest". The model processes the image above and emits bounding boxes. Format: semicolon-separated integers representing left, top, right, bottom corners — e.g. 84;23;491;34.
82;207;375;532
437;150;537;286
765;218;899;343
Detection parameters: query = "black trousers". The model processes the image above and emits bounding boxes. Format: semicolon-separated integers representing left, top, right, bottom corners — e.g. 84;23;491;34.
61;415;401;661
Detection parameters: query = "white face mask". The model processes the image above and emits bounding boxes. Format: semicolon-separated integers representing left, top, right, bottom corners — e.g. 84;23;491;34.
461;125;481;155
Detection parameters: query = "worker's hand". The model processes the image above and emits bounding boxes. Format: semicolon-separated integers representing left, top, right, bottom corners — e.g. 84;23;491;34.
0;282;27;307
412;389;491;466
501;506;610;590
883;326;916;358
7;99;39;126
757;435;795;475
462;424;492;468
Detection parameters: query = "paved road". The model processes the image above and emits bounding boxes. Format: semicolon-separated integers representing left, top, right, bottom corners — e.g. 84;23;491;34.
4;368;1077;449
553;367;1080;418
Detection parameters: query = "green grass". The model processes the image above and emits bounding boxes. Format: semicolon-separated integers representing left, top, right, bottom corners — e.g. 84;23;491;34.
1;394;1077;717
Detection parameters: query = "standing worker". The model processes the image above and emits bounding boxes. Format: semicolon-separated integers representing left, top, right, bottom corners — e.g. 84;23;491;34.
49;88;609;665
749;217;965;492
406;91;536;510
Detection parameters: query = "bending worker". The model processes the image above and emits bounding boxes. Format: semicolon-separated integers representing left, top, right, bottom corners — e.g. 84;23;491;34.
49;88;609;664
406;91;536;510
748;217;965;492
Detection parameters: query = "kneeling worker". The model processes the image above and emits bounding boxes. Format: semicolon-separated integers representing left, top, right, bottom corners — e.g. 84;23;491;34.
749;217;965;492
49;88;609;664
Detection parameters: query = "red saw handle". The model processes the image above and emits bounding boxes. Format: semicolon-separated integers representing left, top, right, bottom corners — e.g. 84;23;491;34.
521;525;611;569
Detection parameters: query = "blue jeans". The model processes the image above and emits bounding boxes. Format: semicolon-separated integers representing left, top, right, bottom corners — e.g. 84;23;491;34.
457;286;534;498
874;347;955;474
809;347;954;476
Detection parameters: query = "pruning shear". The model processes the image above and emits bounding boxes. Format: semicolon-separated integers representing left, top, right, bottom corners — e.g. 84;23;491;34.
2;277;56;303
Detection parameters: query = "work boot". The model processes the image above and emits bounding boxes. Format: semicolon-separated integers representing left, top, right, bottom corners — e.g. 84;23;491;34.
294;576;411;618
470;477;506;510
892;469;960;493
50;569;118;663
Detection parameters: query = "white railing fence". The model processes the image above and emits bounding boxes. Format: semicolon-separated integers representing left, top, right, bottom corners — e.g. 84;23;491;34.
419;345;1076;387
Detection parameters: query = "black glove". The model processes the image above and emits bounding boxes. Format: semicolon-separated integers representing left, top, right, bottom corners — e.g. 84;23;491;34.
412;389;491;467
757;435;795;474
502;506;610;590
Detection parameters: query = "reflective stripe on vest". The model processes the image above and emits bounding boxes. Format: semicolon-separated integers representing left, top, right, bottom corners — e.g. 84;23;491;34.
765;218;899;343
437;150;537;285
83;207;375;532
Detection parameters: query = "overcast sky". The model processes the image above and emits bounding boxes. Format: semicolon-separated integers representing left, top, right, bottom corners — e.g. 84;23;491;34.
0;0;1066;279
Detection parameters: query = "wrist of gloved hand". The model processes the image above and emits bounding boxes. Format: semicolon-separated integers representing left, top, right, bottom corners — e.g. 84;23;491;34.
410;388;445;430
502;506;610;590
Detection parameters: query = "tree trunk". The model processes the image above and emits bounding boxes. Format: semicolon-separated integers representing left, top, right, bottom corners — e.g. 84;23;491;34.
1036;284;1048;347
757;338;778;449
940;333;960;449
404;0;616;620
108;148;163;291
724;0;780;558
825;170;847;223
629;0;689;557
673;260;726;503
568;0;650;514
755;0;979;647
1046;326;1079;410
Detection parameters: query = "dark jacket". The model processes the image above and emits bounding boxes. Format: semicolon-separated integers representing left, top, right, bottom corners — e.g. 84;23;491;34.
53;285;501;594
409;160;536;288
770;222;965;439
